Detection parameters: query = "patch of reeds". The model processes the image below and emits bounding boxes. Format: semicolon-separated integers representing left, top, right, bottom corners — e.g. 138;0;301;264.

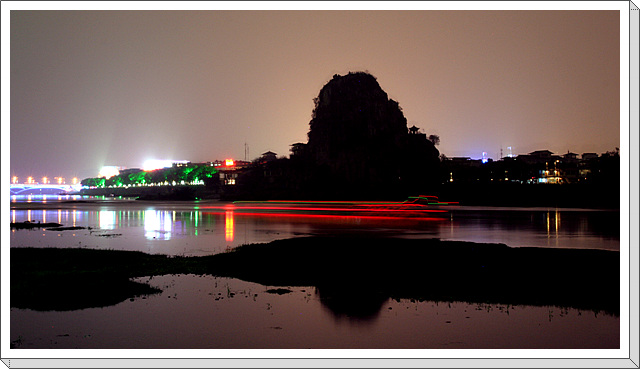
10;237;620;315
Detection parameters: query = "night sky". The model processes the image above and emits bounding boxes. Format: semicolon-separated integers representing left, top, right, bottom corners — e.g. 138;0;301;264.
7;5;621;181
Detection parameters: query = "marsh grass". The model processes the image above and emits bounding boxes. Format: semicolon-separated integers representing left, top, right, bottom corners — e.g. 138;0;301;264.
10;237;620;314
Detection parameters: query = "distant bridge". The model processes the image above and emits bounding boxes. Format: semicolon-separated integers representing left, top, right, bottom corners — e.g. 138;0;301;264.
10;184;83;195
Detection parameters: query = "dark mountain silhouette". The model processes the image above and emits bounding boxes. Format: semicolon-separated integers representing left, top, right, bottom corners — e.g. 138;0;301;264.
305;72;439;198
233;71;440;200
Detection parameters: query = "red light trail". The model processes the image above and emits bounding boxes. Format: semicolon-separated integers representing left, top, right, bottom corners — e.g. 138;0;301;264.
198;200;451;220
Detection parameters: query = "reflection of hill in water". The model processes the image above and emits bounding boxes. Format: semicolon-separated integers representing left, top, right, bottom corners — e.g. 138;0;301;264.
206;237;620;317
11;237;619;317
315;285;389;322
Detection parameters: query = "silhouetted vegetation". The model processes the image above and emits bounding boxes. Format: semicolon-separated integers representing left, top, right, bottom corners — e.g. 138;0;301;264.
11;237;619;316
10;221;63;230
136;186;198;201
81;164;218;189
75;71;620;207
231;72;441;200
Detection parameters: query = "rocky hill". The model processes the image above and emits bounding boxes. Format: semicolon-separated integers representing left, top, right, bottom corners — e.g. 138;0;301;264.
305;72;439;198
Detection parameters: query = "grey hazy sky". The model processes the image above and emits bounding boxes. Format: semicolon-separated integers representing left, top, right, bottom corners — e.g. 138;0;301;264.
8;6;621;180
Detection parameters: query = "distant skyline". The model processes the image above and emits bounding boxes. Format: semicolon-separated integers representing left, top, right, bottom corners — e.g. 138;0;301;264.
6;3;623;181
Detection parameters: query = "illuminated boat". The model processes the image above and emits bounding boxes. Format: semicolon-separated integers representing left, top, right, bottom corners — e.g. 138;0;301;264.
402;195;458;206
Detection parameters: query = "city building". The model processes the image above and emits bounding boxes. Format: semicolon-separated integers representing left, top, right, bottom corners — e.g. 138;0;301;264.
441;149;617;185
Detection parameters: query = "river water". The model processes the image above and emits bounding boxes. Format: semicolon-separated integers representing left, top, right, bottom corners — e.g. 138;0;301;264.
9;195;620;350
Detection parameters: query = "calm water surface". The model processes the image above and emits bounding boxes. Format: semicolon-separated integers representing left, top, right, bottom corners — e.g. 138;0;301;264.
9;195;619;255
9;195;620;349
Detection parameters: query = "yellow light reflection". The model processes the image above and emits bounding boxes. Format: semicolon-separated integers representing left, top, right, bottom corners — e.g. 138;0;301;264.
546;210;560;244
225;210;235;242
546;211;550;235
12;210;16;223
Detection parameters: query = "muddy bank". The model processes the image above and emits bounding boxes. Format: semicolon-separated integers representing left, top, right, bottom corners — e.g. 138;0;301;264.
206;237;620;316
10;237;619;314
10;221;63;229
11;222;90;231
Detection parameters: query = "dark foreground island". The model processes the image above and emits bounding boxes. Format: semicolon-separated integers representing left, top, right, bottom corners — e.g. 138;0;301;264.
11;237;619;315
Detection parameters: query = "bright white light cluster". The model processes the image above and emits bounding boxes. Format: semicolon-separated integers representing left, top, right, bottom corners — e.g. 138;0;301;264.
143;160;174;171
99;166;120;179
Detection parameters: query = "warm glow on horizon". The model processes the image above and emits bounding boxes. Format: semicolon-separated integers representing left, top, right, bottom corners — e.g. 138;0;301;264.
9;10;622;182
225;159;235;167
99;166;120;179
143;160;173;171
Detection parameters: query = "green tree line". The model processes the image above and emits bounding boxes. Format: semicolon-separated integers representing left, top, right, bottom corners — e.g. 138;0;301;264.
81;165;219;188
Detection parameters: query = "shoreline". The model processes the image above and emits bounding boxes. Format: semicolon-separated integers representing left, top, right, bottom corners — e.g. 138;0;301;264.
10;236;620;315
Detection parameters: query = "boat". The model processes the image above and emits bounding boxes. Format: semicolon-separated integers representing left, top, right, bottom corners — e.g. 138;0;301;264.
402;195;458;206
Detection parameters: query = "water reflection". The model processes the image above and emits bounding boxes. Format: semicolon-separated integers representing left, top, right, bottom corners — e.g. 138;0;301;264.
9;198;620;254
225;210;234;242
99;210;116;230
11;209;82;228
11;194;79;203
144;209;173;240
10;274;620;349
317;287;387;323
8;197;621;349
545;210;560;246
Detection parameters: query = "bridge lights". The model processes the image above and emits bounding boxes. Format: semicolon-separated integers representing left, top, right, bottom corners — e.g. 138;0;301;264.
12;176;18;184
27;177;34;184
42;177;49;184
72;177;78;185
55;177;64;185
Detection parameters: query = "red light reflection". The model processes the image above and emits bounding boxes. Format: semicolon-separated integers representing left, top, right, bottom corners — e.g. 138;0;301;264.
225;210;234;241
213;211;447;223
199;200;450;221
